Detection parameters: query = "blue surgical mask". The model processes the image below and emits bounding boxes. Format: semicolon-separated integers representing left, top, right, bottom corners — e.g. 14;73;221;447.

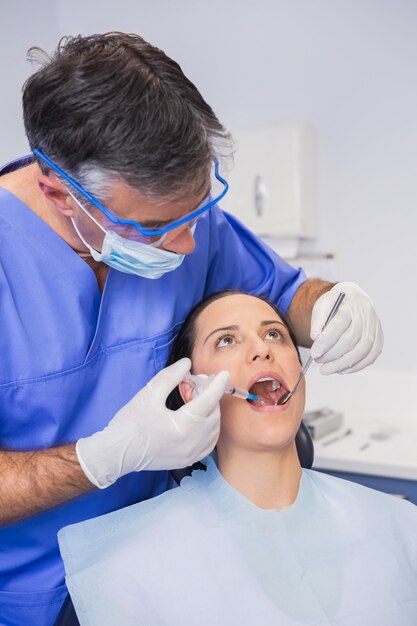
70;194;187;279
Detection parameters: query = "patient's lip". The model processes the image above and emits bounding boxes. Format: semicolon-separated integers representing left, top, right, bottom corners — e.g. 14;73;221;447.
247;370;287;392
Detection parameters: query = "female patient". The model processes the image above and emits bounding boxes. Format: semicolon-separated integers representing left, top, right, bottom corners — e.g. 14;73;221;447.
59;291;417;625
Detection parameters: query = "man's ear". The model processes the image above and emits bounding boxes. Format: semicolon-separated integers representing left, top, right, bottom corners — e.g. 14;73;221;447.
38;175;74;216
179;380;195;404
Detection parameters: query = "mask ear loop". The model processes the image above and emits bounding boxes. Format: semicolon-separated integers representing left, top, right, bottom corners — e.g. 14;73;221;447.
150;232;168;248
67;189;108;234
66;189;108;261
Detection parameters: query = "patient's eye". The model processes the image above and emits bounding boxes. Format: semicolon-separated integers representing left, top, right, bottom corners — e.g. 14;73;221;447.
215;333;235;348
264;327;284;341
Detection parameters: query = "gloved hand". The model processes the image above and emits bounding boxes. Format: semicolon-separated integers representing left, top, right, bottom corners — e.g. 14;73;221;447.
310;282;383;375
76;358;230;489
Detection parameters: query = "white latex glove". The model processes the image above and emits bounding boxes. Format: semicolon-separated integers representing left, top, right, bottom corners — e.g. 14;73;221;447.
76;358;230;489
310;282;383;375
185;373;214;397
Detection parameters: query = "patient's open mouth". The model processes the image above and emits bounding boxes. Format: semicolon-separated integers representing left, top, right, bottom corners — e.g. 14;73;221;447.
247;376;288;407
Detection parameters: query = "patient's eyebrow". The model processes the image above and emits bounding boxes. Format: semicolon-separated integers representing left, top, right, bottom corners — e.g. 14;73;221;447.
203;325;239;344
260;320;287;328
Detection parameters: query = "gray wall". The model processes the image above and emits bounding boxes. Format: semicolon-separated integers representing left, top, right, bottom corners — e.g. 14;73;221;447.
2;0;416;372
1;1;59;158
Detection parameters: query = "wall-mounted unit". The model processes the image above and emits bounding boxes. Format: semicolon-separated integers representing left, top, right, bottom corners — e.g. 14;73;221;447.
221;124;318;239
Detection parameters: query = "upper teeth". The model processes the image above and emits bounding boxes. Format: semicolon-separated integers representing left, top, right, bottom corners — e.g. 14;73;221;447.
256;377;281;390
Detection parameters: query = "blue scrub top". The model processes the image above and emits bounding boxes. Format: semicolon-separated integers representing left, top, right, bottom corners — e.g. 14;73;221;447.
0;157;306;625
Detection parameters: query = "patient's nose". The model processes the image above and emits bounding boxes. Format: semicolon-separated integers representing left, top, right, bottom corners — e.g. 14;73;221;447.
250;338;273;362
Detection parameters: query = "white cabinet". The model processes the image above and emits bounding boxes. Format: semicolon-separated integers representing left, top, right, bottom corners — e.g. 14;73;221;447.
221;125;318;239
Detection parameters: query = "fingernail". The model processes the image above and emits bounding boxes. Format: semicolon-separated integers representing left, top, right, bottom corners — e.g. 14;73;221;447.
310;346;322;359
320;367;333;376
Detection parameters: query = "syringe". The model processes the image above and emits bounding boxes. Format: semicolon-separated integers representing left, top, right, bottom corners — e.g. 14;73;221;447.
185;374;259;402
224;384;259;402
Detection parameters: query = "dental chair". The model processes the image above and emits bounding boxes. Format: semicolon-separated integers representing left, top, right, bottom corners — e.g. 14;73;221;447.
54;422;314;626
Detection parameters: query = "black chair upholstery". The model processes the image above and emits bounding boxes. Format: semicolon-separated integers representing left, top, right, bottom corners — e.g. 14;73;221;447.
295;420;315;469
54;421;314;625
54;594;79;626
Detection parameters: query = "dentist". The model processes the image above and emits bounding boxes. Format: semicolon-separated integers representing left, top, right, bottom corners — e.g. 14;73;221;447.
0;32;383;625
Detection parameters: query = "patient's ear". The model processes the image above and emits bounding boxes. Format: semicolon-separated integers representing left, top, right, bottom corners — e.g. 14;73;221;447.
179;381;195;404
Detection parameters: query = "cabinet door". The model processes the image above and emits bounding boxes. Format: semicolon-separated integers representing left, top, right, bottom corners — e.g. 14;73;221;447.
222;125;317;238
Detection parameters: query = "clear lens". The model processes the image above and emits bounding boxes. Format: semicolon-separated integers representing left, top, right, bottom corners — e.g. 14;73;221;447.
136;206;203;240
149;217;198;248
110;222;169;245
136;163;226;238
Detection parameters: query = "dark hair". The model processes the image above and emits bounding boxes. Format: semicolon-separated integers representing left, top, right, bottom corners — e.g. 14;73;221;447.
23;32;232;203
166;290;300;410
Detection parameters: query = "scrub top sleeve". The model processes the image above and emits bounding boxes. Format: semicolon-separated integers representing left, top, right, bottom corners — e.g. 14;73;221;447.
205;207;307;316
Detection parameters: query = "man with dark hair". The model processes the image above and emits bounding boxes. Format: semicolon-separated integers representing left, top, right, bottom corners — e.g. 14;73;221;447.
0;32;383;625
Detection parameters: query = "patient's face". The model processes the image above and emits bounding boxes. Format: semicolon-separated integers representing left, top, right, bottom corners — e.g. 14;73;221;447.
185;294;305;453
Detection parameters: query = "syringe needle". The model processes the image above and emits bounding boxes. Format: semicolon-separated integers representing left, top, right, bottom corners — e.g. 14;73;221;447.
224;385;259;402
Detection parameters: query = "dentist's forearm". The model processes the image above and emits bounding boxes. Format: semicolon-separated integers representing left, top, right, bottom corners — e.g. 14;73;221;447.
286;279;335;347
0;445;94;526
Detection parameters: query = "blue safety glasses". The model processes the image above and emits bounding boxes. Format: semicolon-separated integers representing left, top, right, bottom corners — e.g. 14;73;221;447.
33;148;229;240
